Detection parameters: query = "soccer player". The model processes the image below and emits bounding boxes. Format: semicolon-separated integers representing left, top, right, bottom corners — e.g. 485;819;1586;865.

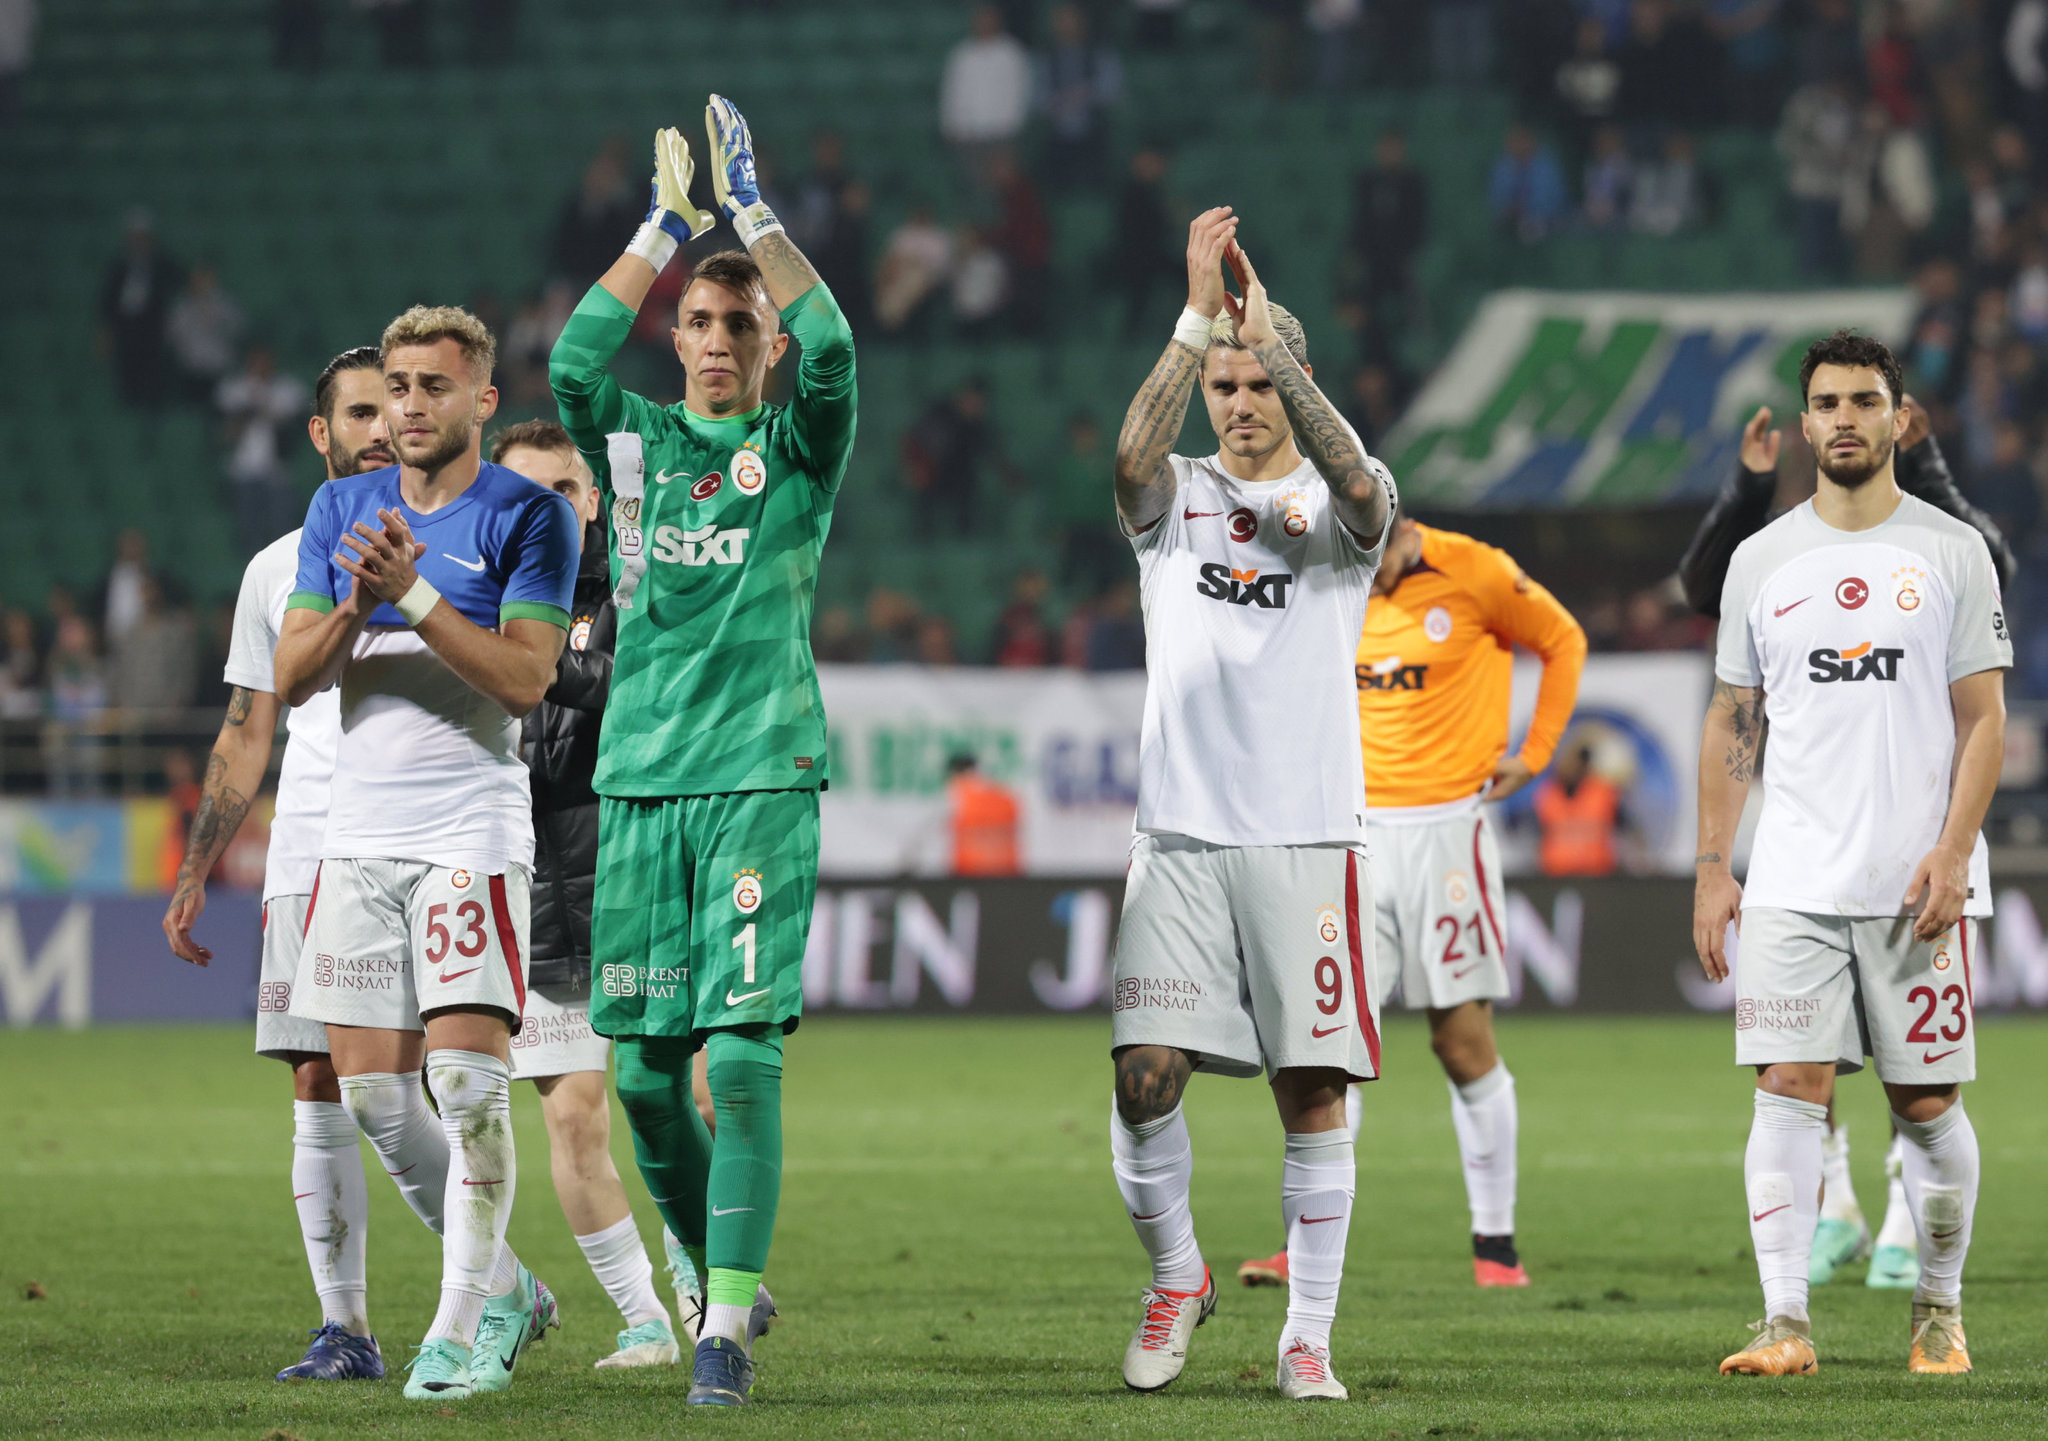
274;305;581;1401
492;420;682;1368
1108;213;1395;1401
1239;514;1585;1292
1678;397;2017;1293
1695;332;2008;1377
548;98;854;1407
163;344;393;1381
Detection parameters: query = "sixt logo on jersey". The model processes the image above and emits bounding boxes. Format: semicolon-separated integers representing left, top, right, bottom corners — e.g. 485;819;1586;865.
651;524;750;566
1357;655;1428;690
1807;641;1903;683
1195;562;1292;608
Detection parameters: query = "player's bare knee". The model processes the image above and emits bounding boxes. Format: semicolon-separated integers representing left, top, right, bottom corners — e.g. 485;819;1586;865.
290;1053;342;1104
1884;1082;1959;1124
1269;1067;1348;1131
1756;1062;1833;1105
1113;1045;1190;1124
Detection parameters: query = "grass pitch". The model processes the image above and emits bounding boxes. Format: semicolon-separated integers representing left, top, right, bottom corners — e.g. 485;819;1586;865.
3;1015;2046;1439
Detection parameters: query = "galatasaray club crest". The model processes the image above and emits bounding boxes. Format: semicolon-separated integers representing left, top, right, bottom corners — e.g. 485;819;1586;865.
733;868;764;914
1443;869;1472;906
1424;606;1454;643
1315;906;1341;946
732;447;768;495
451;870;472;889
1893;564;1924;612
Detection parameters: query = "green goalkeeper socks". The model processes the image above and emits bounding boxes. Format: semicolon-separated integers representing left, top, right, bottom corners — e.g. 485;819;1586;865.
704;1026;784;1275
613;1036;713;1253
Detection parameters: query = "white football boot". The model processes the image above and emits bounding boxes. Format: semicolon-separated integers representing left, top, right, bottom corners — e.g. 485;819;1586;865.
1276;1338;1348;1400
1121;1268;1216;1392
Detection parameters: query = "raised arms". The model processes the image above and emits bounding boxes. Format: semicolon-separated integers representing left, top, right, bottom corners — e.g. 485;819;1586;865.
1692;677;1766;980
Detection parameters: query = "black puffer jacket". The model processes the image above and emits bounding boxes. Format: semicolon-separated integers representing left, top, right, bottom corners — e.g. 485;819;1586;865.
522;520;614;997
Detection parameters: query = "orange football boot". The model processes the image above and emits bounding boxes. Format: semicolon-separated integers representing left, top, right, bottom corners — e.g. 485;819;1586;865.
1719;1317;1818;1376
1908;1304;1971;1374
1474;1257;1530;1287
1237;1249;1288;1287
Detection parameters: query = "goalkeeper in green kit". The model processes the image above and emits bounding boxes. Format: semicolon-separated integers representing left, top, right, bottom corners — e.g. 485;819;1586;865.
548;95;854;1408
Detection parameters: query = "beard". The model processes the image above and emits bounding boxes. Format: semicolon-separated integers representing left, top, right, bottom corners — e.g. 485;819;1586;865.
1814;428;1893;488
331;437;395;476
397;414;474;473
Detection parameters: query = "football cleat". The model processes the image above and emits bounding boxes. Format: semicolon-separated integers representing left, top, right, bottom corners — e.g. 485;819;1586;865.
1719;1316;1817;1376
1121;1268;1216;1392
402;1338;474;1400
594;1316;680;1369
686;1334;754;1406
1908;1303;1971;1374
1237;1249;1288;1288
1473;1234;1529;1287
469;1267;558;1393
1275;1338;1348;1400
1866;1242;1920;1290
1808;1216;1870;1285
663;1230;776;1347
275;1323;385;1381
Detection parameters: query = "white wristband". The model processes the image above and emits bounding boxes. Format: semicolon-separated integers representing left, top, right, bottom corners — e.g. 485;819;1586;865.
1173;305;1214;353
732;201;784;249
626;218;680;274
395;575;441;628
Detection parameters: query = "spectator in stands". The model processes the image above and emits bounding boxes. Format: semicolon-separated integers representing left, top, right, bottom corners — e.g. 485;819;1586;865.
166;265;245;406
874;203;953;336
990;570;1055;667
1038;3;1122;190
951;226;1011;338
42;614;106;797
945;753;1022;875
792;131;874;334
215;343;310;554
2011;1;2048;160
97;208;182;412
940;3;1032;185
1489;123;1567;242
812;604;867;663
0;0;36;123
272;0;323;71
1081;578;1145;670
1111;147;1179;336
549;137;640;287
1970;419;2043;553
109;576;197;713
1841;100;1935;277
0;607;41;720
1345;129;1429;324
1051;409;1123;589
1629;130;1713;236
1554;16;1622;162
990;148;1053;338
916;615;959;666
1777;76;1856;277
902;376;1002;537
864;588;923;664
1582;124;1633;231
1533;742;1623;878
98;527;151;645
1131;0;1184;51
504;281;575;406
359;0;432;68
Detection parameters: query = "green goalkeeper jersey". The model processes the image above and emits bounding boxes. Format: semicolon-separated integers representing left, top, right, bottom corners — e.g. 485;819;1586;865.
549;280;856;799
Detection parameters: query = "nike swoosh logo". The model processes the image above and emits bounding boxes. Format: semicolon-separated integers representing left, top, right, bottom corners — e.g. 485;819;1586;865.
438;967;482;984
1299;1215;1343;1225
726;987;771;1006
462;1178;503;1187
1773;597;1810;617
1930;1227;1961;1240
653;469;688;485
1451;965;1479;980
1184;509;1222;519
442;553;487;572
1130;1210;1166;1221
1310;1024;1345;1038
711;1204;754;1216
387;1164;416;1177
1751;1204;1790;1221
1922;1048;1960;1063
293;1191;316;1200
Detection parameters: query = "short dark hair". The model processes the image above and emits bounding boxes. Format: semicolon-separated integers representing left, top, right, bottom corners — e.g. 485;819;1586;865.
1798;329;1904;409
683;249;770;310
489;418;578;465
313;345;383;424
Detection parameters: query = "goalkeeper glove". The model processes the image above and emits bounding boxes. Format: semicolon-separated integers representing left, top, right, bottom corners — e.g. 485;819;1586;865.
704;93;784;248
625;127;716;273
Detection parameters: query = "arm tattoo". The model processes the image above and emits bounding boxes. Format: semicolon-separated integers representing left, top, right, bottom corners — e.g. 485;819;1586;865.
224;686;253;727
1115;340;1202;530
750;229;821;305
1708;678;1766;784
175;750;251;889
1250;337;1389;538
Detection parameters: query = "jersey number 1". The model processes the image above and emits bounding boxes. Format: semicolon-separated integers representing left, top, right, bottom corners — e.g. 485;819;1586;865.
733;923;756;984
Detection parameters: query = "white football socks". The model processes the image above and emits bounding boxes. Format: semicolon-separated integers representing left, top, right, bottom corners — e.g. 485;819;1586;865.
1110;1101;1206;1294
1279;1130;1355;1354
1893;1102;1979;1309
1449;1064;1518;1237
576;1215;670;1328
291;1099;370;1335
424;1051;518;1347
1818;1121;1862;1223
340;1071;451;1234
1744;1089;1827;1323
1873;1131;1917;1251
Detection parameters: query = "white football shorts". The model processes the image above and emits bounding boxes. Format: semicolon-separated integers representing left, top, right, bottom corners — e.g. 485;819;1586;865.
254;892;330;1059
1735;907;1977;1086
509;987;610;1080
1369;804;1510;1012
289;859;530;1034
1111;833;1383;1081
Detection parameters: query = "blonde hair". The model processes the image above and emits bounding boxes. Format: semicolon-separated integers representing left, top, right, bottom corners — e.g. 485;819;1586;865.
380;304;497;385
1206;303;1308;369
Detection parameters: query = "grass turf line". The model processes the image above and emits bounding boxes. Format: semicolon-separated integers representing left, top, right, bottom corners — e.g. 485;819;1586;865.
2;1014;2045;1438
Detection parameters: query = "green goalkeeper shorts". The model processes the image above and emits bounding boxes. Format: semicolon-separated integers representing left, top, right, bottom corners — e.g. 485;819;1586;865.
590;790;819;1043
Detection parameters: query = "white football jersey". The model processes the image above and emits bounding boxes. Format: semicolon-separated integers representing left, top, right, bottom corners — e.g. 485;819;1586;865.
1715;495;2011;918
223;529;336;902
1128;452;1391;847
